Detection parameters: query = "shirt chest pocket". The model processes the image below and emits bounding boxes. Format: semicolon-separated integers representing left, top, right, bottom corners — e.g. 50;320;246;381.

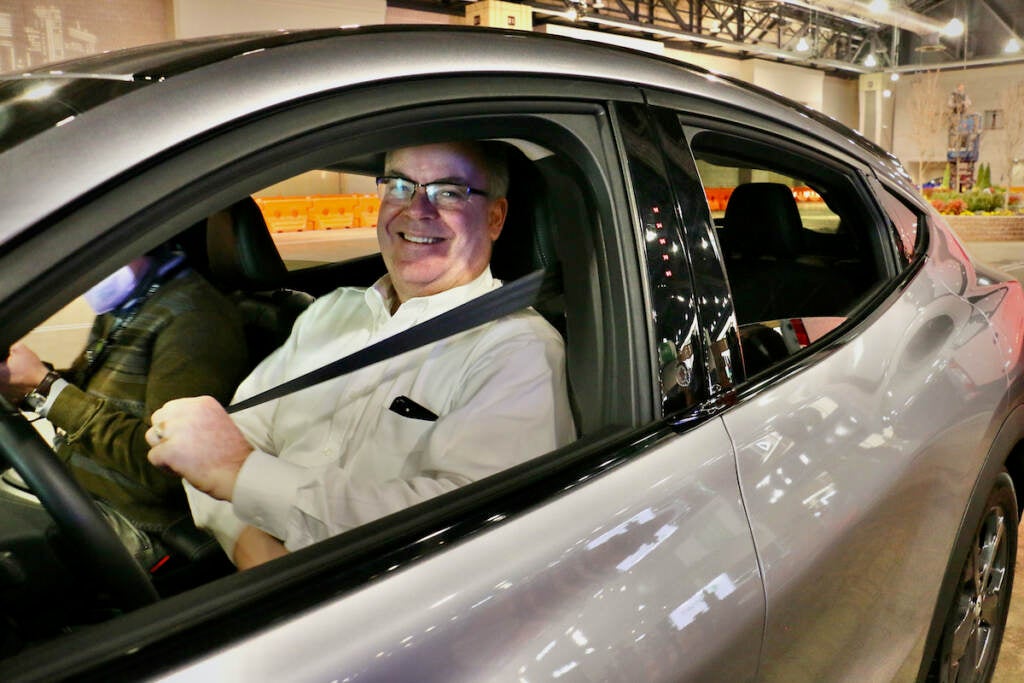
357;397;440;481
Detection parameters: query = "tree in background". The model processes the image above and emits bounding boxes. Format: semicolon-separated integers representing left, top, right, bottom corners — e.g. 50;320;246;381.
907;71;947;187
977;162;991;189
1001;82;1024;207
941;163;951;190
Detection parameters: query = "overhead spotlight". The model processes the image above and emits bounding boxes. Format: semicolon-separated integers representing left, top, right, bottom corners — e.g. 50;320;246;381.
942;18;965;38
890;72;900;81
796;37;810;52
566;7;579;21
883;89;892;98
868;0;889;12
1005;38;1022;54
864;52;878;67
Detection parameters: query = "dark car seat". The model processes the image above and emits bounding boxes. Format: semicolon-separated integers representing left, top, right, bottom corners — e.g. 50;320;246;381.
491;144;605;436
490;147;559;282
723;182;855;324
203;196;314;369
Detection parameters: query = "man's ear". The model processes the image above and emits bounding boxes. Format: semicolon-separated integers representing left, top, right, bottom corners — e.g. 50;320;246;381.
488;197;508;241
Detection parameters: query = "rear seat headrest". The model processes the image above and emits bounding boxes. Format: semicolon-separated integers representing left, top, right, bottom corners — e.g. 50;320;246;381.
724;182;805;259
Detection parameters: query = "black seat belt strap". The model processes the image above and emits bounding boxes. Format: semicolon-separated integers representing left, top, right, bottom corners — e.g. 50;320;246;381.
227;267;561;414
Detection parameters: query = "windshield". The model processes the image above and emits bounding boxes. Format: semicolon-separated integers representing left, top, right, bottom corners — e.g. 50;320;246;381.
0;76;144;154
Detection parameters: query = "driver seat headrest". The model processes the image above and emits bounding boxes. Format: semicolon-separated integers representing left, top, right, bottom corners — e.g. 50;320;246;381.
489;146;558;282
205;196;289;291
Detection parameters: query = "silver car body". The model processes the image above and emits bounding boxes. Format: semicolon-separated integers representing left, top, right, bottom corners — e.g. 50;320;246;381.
0;26;1021;682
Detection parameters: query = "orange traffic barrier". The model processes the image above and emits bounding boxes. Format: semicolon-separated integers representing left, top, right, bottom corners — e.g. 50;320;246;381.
254;197;313;232
703;187;733;212
309;196;359;230
254;194;384;233
355;195;381;228
792;186;823;203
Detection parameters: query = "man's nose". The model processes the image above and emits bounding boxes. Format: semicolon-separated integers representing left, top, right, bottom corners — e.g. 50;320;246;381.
404;188;439;218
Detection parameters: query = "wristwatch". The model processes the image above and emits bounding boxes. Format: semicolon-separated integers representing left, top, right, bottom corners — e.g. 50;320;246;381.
21;370;61;413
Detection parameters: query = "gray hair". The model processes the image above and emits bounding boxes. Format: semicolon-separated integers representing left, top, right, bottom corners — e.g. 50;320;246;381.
474;141;510;199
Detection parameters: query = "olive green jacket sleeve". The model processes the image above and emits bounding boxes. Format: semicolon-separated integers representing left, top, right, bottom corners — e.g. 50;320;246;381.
46;273;248;505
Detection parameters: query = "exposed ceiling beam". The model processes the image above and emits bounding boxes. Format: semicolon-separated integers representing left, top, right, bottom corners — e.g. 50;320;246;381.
891;52;1024;73
528;6;872;73
786;0;947;35
977;0;1024;42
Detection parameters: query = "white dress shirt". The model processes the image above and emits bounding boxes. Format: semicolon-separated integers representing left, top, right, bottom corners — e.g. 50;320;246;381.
186;268;575;556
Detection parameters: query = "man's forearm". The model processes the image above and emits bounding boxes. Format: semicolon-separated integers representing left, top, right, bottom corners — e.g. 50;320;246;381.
233;525;288;570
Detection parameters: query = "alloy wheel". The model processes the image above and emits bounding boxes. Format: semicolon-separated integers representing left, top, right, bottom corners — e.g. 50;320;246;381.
939;491;1014;683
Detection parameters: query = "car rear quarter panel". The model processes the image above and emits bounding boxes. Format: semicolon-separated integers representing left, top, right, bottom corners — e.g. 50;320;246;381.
726;220;1017;681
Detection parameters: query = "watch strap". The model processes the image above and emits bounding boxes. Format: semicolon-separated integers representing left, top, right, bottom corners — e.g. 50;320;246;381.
21;369;61;411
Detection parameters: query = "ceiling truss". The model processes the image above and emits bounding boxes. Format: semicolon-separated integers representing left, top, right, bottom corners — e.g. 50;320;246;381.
530;1;876;70
395;1;1024;76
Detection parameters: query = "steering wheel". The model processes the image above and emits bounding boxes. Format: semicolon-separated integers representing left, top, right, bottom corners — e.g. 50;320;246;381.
0;397;158;610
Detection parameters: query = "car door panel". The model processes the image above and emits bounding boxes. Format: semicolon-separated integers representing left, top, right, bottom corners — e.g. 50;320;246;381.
156;420;762;682
725;250;1006;681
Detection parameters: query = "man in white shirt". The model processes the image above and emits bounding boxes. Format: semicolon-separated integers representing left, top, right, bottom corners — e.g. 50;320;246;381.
147;141;576;568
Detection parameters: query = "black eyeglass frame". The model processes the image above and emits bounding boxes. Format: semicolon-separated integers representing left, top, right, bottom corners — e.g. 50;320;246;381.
375;175;490;206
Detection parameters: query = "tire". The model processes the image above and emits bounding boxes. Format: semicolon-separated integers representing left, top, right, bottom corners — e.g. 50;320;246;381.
930;470;1018;683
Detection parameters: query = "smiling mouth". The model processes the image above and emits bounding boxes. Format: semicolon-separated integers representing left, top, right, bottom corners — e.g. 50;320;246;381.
400;232;444;245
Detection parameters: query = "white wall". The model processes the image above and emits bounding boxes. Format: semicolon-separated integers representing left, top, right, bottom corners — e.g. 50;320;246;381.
386;7;460;25
664;47;743;78
744;60;825;111
821;76;859;130
172;0;385;38
666;46;859;126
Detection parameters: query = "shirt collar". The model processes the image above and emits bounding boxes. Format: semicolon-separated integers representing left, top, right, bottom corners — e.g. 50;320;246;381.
365;268;501;322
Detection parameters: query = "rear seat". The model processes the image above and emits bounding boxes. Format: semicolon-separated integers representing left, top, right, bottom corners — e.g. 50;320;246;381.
720;182;856;324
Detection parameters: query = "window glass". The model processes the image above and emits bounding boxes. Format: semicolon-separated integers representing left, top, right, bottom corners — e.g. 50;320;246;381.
696;160;842;234
255;169;382;271
876;186;920;265
688;127;886;378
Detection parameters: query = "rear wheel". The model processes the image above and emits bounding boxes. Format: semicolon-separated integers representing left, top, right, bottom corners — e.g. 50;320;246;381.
931;471;1017;683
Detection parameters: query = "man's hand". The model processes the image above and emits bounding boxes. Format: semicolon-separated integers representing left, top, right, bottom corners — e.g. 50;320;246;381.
0;343;49;404
146;396;253;501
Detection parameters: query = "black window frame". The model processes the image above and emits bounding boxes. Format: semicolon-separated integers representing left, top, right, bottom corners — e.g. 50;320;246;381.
639;92;915;392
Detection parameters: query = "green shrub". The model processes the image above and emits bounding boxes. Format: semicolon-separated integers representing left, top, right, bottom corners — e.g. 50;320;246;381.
964;188;1004;212
923;187;1020;215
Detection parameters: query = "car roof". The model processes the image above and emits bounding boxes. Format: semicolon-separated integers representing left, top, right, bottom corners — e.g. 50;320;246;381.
0;25;910;243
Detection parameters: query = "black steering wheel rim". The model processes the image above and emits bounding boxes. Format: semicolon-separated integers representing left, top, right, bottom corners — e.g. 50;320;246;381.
0;398;158;610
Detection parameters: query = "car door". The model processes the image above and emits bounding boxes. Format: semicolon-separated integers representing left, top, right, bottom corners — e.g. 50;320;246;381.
0;76;763;681
147;92;764;683
142;94;765;683
643;92;1013;681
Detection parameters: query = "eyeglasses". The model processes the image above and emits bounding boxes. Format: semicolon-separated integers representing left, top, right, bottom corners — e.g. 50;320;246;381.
375;176;489;210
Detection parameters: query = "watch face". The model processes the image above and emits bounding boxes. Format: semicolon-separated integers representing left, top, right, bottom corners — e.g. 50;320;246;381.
24;391;46;413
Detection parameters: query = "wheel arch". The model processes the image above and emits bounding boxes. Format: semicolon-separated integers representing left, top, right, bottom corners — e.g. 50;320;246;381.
914;402;1024;682
1003;437;1024;519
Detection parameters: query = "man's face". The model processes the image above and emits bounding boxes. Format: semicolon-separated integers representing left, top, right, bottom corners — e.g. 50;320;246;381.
377;143;507;304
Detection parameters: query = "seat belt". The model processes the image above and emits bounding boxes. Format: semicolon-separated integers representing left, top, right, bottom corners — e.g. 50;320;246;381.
226;267;562;414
